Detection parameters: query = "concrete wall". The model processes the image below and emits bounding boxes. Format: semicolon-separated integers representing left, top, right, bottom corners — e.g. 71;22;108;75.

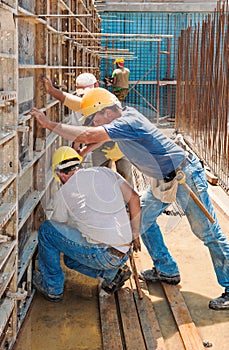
95;1;217;12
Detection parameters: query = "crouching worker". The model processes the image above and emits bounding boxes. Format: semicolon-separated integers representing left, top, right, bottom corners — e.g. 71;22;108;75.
33;146;141;302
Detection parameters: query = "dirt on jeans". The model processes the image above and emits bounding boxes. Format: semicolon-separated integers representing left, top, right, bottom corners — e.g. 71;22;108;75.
13;183;229;350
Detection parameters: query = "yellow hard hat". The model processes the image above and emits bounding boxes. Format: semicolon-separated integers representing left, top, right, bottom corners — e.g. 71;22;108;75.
114;57;124;65
52;146;82;182
80;87;121;122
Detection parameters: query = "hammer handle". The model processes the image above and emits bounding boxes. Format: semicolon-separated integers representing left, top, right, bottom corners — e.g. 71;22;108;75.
129;253;143;299
182;183;215;223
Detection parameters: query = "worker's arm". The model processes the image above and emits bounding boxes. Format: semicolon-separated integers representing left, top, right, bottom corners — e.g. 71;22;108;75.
43;77;81;111
120;181;141;252
79;142;106;157
29;108;110;143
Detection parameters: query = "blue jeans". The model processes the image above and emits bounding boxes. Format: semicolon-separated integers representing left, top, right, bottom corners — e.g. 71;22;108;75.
140;155;229;292
37;221;128;295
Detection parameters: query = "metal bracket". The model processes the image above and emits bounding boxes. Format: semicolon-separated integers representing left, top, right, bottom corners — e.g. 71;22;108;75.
7;282;28;301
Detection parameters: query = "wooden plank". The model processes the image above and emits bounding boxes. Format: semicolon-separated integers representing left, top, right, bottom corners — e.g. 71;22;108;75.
161;283;205;350
99;291;123;350
117;286;146;350
133;289;167;350
205;169;218;185
131;253;167;350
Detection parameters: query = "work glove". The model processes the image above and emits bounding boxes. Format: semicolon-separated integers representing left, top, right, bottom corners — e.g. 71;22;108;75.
102;142;124;162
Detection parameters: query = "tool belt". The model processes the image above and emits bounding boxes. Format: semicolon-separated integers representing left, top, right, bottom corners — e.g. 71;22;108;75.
150;152;194;204
163;152;194;183
106;247;128;258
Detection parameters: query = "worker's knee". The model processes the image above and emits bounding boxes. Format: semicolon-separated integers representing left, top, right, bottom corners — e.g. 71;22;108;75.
38;220;53;241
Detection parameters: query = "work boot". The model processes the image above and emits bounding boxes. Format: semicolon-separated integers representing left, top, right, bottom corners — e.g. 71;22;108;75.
33;270;63;303
101;265;131;294
139;267;180;285
209;292;229;310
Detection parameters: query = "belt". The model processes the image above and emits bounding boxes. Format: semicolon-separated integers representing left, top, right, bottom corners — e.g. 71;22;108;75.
163;152;194;183
106;247;128;258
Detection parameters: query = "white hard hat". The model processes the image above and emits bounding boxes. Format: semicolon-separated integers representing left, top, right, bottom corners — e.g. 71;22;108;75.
76;73;97;88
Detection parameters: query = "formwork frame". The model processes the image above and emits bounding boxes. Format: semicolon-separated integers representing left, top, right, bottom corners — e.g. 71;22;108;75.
0;1;101;348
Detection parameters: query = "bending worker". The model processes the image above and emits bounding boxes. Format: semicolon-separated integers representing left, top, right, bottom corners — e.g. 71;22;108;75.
33;146;141;302
43;74;133;185
30;88;229;310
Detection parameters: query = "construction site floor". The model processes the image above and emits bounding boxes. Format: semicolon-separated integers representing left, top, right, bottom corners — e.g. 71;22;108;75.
13;180;229;350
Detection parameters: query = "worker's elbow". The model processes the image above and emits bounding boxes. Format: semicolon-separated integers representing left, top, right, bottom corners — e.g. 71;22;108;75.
83;132;94;144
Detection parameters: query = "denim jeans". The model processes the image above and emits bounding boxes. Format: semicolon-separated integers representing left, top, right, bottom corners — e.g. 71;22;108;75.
37;220;128;295
140;155;229;292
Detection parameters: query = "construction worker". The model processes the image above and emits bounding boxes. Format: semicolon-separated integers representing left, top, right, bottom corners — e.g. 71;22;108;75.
43;74;134;185
33;146;141;302
30;87;229;310
112;57;130;102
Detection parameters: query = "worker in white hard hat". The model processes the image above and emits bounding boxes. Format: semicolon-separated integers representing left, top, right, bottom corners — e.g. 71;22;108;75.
75;72;98;97
112;57;130;102
33;146;141;302
43;74;134;186
30;87;229;310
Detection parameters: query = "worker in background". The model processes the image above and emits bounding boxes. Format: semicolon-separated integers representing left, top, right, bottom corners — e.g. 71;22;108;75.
43;75;134;186
30;87;229;310
112;57;130;102
33;146;141;302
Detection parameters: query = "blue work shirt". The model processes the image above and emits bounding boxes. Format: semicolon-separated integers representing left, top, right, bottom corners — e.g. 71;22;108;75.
103;106;185;179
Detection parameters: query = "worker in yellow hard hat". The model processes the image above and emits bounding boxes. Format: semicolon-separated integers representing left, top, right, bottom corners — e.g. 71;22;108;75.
112;57;130;102
30;87;229;311
43;74;133;185
33;145;141;302
52;146;83;182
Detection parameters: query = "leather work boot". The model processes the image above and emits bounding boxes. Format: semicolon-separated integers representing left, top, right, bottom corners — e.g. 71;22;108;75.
33;270;63;302
209;292;229;310
139;267;180;285
101;265;131;294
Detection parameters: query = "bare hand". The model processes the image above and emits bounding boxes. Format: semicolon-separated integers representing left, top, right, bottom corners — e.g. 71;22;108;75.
132;237;141;253
29;108;49;128
72;141;81;152
43;77;54;94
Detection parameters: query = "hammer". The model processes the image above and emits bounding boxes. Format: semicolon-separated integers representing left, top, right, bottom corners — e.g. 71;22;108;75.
129;251;143;299
176;170;215;224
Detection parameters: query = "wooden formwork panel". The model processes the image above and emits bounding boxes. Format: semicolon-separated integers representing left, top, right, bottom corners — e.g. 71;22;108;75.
0;27;15;56
18;21;36;65
18;0;36;13
18;118;34;165
0;0;101;348
0;0;17;8
35;24;47;65
0;59;16;92
18;167;34;205
0;137;17;172
18;71;35;113
48;33;60;66
0;94;17;133
50;0;59;30
0;304;16;349
18;216;34;257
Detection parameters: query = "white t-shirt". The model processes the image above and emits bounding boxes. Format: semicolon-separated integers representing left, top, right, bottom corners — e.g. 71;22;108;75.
51;167;132;253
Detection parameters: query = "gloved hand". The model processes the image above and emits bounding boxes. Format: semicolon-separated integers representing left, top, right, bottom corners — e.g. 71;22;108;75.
102;143;124;162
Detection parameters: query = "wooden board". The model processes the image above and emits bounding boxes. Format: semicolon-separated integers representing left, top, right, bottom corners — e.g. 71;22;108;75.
131;255;167;350
99;247;205;350
99;292;123;350
161;283;205;350
117;286;146;349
